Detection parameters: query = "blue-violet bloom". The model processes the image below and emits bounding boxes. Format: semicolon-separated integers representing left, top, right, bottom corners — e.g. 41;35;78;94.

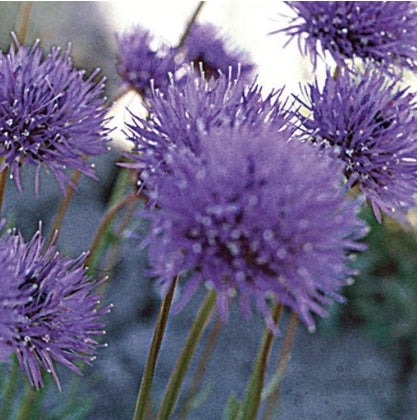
182;22;255;80
295;67;417;222
0;36;110;193
116;26;177;95
142;126;367;332
0;223;110;390
275;1;417;72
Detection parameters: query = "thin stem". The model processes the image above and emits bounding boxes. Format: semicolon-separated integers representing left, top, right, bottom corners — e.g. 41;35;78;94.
46;169;83;248
0;167;9;217
132;276;179;420
16;2;33;44
100;193;138;280
85;191;140;269
241;304;284;420
157;290;217;420
0;355;19;420
178;2;206;48
261;312;299;420
16;385;35;420
177;317;224;420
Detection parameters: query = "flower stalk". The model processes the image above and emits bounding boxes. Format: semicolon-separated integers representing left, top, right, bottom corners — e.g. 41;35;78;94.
261;312;299;420
241;304;284;420
178;2;206;48
132;276;179;420
85;191;140;270
0;355;19;420
157;290;217;420
0;167;8;216
177;317;224;419
15;2;33;44
46;169;83;248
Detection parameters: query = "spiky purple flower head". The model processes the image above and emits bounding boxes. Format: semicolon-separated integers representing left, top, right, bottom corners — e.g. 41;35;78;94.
124;66;292;191
275;1;417;73
295;67;417;222
0;223;110;390
182;22;255;80
0;35;110;193
116;26;178;95
141;122;366;331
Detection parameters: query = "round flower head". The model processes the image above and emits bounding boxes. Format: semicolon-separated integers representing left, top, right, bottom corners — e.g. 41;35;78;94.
182;23;255;80
124;66;292;189
0;35;110;193
116;26;177;95
275;1;417;73
0;223;110;390
143;127;366;332
295;67;417;222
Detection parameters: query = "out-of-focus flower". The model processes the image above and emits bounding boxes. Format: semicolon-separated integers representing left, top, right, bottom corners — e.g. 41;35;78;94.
141;122;366;331
124;66;292;190
295;67;417;222
0;35;110;193
275;1;417;72
116;26;177;95
182;22;255;80
0;223;110;390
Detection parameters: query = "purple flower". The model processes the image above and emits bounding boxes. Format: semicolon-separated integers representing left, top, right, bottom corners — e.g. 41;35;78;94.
116;26;178;95
142;125;366;332
0;223;110;390
0;36;110;193
124;66;292;190
182;23;255;80
295;67;417;222
275;1;417;72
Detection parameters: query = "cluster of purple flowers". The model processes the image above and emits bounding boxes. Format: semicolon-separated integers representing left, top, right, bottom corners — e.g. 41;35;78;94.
0;223;110;390
122;0;416;329
0;35;111;389
0;1;416;397
116;22;255;96
271;1;417;222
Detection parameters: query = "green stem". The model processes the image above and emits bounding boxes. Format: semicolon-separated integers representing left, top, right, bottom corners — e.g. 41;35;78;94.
46;169;82;248
132;276;179;420
15;2;33;44
85;191;140;270
157;290;217;420
16;384;35;420
178;2;206;48
0;167;9;217
261;312;299;420
0;355;19;420
177;317;224;419
241;304;284;420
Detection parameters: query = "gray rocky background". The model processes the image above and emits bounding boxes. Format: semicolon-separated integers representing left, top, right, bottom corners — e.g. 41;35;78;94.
0;2;416;419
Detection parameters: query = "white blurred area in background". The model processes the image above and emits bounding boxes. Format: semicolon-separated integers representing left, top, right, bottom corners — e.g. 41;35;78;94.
99;1;330;151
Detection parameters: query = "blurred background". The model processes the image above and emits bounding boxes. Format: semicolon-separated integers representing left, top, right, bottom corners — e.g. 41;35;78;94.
0;2;416;419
